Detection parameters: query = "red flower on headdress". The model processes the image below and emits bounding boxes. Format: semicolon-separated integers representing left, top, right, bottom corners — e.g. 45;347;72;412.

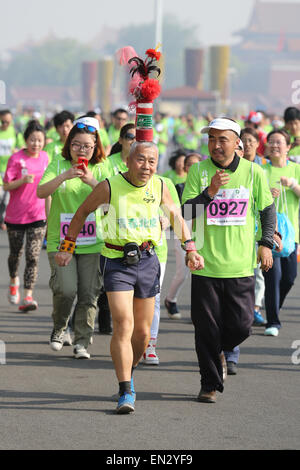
146;48;162;62
140;78;161;101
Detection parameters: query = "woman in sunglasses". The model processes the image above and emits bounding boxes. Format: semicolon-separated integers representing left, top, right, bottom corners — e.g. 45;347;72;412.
37;116;106;358
101;123;136;177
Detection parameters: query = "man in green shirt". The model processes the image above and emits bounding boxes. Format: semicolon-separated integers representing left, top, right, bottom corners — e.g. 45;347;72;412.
182;117;276;403
44;110;75;164
107;108;129;146
283;106;300;163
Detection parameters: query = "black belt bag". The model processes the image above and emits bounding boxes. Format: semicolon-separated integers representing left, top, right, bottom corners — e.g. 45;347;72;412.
123;242;141;265
105;241;154;266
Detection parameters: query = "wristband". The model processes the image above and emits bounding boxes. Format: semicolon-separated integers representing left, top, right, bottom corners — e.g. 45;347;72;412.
182;239;197;252
65;235;76;242
58;239;76;254
290;178;298;189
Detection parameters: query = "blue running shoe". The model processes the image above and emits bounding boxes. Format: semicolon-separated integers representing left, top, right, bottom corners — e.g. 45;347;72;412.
113;378;136;403
117;392;135;414
253;310;267;326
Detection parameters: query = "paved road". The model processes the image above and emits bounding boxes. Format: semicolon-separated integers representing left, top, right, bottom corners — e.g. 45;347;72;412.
0;229;299;451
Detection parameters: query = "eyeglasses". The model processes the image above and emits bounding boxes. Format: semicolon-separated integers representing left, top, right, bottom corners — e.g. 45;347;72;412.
268;140;286;146
71;142;95;152
115;116;127;121
124;133;136;140
75;122;97;132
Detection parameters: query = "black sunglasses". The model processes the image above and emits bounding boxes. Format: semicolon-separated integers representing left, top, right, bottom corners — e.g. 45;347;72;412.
124;133;136;140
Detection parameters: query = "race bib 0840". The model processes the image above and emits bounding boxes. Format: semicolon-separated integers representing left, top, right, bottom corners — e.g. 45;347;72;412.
60;213;96;245
207;187;250;226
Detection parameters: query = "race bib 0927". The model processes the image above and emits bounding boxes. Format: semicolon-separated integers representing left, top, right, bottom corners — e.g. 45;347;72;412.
207;187;250;226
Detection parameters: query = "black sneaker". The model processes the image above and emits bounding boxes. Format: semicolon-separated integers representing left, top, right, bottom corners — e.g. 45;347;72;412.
49;329;64;351
164;298;181;319
226;361;237;375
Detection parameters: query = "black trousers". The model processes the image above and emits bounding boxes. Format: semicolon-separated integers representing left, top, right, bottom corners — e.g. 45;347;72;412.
263;245;297;329
191;275;255;393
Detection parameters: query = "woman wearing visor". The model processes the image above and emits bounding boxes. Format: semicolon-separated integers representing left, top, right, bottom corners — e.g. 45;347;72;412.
37;116;106;358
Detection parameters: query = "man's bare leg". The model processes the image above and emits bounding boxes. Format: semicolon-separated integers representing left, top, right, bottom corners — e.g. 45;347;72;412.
132;296;156;367
107;290;134;382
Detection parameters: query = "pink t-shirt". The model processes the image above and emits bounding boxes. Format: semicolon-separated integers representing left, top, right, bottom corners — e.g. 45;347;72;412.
4;149;49;224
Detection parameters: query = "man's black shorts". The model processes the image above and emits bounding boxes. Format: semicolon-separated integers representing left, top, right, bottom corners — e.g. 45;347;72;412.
100;250;160;298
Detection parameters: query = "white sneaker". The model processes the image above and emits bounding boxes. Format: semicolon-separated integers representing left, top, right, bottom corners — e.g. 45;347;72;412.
73;344;90;359
8;279;20;305
142;339;159;365
50;329;64;351
264;327;279;337
63;328;73;346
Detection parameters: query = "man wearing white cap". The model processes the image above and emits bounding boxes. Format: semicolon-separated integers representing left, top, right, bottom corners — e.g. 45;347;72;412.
182;117;276;403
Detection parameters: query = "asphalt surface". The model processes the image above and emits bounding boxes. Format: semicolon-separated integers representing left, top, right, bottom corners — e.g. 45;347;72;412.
0;229;299;451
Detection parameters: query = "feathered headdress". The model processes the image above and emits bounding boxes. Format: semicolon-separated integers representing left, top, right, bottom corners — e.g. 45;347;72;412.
116;45;162;141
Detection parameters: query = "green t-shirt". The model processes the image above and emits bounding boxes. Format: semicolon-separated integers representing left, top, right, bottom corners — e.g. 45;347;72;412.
153;125;168;155
44;140;64;164
46;127;60;142
0;126;24;173
288;145;300;164
262;161;300;243
200;133;209;157
39;159;105;254
99;128;110;150
108;125;120;145
163;169;187;186
100;152;127;178
15;114;30;133
182;157;274;278
181;127;199;151
263;124;273;134
173;119;187;146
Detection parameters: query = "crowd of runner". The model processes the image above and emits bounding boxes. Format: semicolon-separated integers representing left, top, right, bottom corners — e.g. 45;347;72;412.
0;103;299;412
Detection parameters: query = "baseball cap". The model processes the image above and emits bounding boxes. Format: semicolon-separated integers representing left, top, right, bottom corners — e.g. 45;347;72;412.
245;111;262;124
201;117;241;136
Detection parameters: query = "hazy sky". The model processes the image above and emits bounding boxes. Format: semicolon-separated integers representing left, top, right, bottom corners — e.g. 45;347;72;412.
1;0;253;51
1;0;299;53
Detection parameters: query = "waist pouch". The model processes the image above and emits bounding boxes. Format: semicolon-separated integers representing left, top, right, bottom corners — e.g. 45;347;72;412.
123;242;141;265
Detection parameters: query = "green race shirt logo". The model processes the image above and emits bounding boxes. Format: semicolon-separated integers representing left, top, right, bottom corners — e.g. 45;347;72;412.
136;114;153;129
